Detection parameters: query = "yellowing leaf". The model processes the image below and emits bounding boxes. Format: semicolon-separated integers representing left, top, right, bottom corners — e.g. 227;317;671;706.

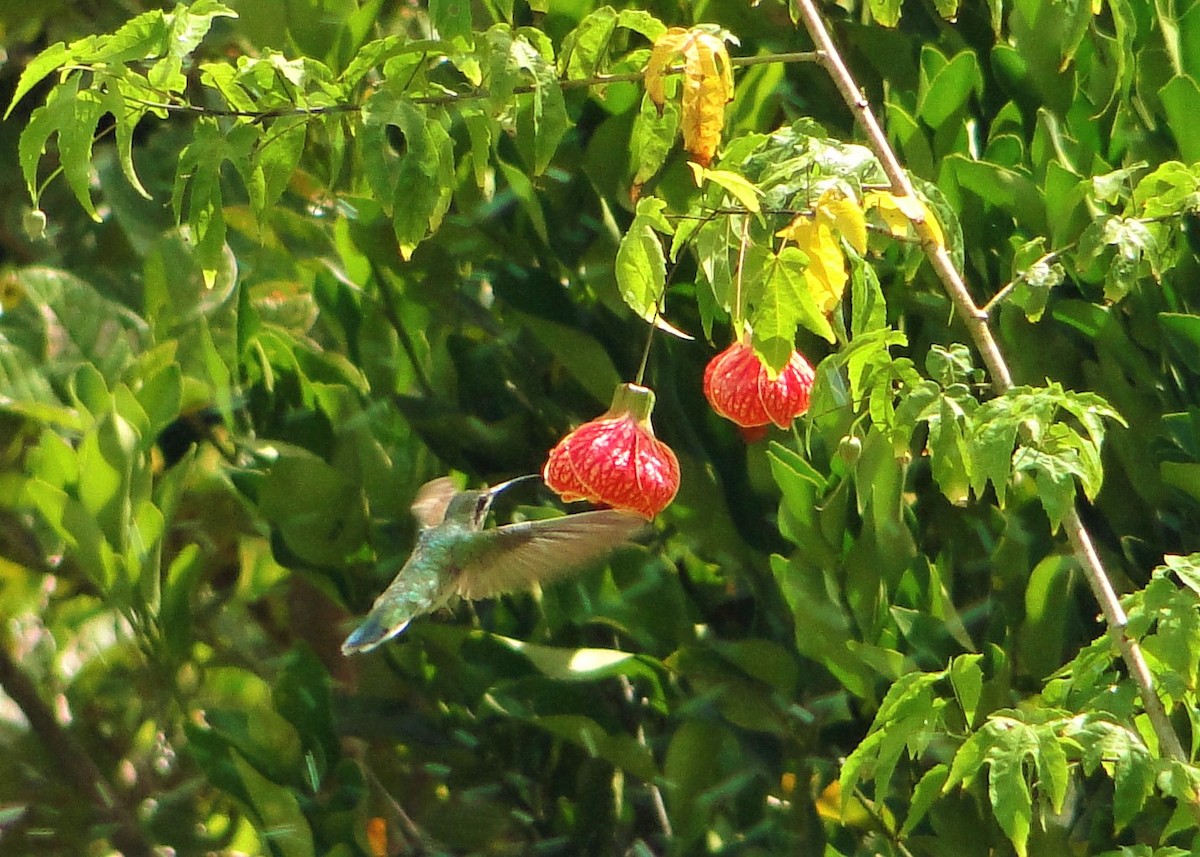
777;216;847;313
644;27;735;167
681;32;734;166
865;190;946;248
687;163;761;212
645;27;689;112
815;189;867;254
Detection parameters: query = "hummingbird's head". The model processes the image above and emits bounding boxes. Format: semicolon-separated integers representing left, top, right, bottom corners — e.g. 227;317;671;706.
445;474;541;529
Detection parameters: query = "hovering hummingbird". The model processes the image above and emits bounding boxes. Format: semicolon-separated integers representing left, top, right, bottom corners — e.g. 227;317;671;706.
341;475;647;655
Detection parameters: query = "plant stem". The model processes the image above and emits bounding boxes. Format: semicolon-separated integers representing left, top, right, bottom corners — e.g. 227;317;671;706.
792;0;1200;814
118;51;819;120
0;645;153;856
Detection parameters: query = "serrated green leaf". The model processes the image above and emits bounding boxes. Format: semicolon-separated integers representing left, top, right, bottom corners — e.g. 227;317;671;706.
749;246;836;371
6;42;73;119
360;92;454;258
256;116;307;216
560;6;618;79
688;163;761;213
1164;553;1200;598
616;198;669;321
616;9;667;41
20;76;105;219
989;743;1032;857
901;764;949;836
928;396;971;505
1034;725;1068;815
631;95;680;188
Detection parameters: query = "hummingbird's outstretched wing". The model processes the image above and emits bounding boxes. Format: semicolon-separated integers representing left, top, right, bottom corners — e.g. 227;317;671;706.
410;477;460;529
455;510;647;600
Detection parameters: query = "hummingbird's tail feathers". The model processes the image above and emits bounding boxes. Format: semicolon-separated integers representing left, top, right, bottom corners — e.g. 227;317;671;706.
341;614;412;655
456;509;647;600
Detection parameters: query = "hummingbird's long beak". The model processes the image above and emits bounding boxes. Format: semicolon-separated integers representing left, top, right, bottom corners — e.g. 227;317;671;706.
469;474;542;528
485;473;542;497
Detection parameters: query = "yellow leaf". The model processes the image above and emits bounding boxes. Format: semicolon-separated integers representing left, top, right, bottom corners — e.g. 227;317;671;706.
777;216;847;313
646;29;689;113
644;27;689;112
680;31;734;166
865;190;946;249
815;189;867;254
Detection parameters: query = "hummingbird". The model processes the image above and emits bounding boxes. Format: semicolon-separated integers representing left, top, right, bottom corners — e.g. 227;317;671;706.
341;475;647;655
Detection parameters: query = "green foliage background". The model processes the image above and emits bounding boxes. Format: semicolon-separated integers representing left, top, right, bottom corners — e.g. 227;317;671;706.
5;0;1200;855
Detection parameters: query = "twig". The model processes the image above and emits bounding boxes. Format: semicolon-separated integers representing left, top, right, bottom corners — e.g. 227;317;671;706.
792;0;1200;820
617;671;673;840
115;51;819;119
0;645;152;856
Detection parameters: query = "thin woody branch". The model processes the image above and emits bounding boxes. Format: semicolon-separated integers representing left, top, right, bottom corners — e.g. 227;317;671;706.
791;0;1200;819
116;51;819;120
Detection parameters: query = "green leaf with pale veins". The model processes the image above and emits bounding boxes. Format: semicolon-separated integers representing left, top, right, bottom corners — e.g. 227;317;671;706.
988;739;1033;857
749;246;835;371
631;95;680;189
171;120;257;284
559;6;618;79
616;198;670;321
512;30;570;175
361;92;454;259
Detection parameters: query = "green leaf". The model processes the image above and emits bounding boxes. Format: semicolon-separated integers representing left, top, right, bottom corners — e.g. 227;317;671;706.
511;30;570;175
1160;75;1200;165
950;654;983;727
489;635;659;685
559;6;618;80
927;396;972;506
6;42;73;119
867;0;902;27
523;714;657;781
19;76;106;219
840;670;945;806
749;246;836;371
429;0;472;40
771;553;875;700
917;47;982;129
616;198;670;321
615;9;666;41
988;741;1032;857
631;95;680;188
1164;553;1200;598
688;163;761;213
258;453;366;566
360;92;454;259
901;763;949;836
513;310;622;405
160;543;203;658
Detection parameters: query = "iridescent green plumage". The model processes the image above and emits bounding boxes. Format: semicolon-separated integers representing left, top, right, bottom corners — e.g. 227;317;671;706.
341;475;645;655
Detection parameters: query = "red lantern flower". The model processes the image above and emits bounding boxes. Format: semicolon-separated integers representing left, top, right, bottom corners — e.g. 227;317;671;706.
703;341;815;429
543;383;680;519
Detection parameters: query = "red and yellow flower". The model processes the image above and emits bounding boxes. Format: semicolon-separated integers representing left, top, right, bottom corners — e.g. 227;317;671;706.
543;383;680;519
